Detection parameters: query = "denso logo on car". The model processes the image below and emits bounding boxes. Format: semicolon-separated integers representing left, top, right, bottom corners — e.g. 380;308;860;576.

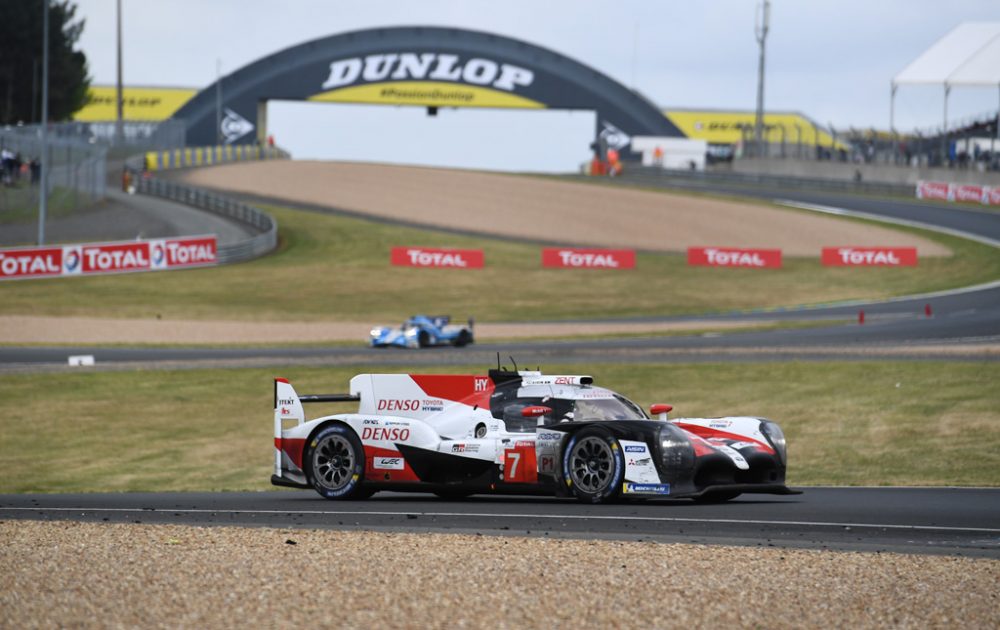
376;399;420;412
361;427;411;441
688;247;782;268
821;247;917;267
541;247;635;269
390;247;484;268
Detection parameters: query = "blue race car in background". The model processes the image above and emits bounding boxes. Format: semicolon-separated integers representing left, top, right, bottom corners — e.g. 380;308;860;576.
370;315;475;348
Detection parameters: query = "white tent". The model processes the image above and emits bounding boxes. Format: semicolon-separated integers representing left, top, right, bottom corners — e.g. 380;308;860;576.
891;22;1000;133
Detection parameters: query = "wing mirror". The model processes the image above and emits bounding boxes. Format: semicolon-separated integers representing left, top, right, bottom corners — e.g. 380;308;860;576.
649;404;673;421
522;405;552;427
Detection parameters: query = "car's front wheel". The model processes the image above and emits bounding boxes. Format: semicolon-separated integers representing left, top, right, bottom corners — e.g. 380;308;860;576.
563;428;624;503
307;425;367;500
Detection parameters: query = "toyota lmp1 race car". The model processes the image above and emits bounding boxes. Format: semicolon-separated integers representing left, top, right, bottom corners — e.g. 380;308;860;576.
369;315;474;348
272;368;796;503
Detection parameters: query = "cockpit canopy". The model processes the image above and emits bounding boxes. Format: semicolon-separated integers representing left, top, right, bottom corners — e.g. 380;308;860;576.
491;377;647;433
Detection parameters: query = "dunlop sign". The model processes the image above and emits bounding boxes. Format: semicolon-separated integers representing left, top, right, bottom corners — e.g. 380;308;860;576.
322;54;534;92
173;26;681;146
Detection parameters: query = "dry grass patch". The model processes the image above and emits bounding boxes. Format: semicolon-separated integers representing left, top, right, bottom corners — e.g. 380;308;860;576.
1;361;997;493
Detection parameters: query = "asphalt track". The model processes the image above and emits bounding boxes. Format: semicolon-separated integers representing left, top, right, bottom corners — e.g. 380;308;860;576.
2;487;998;557
3;184;999;368
4;177;999;557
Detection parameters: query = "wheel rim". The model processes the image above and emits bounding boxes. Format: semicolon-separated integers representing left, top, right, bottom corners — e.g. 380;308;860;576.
569;436;615;493
312;434;356;492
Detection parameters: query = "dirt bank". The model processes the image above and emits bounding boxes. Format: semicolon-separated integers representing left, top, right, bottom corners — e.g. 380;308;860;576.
174;161;950;257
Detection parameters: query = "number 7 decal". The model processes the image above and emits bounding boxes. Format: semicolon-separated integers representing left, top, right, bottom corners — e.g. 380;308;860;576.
504;445;537;484
507;452;521;478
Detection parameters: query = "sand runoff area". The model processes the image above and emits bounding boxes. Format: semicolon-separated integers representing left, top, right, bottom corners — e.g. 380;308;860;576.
174;161;950;257
2;521;996;628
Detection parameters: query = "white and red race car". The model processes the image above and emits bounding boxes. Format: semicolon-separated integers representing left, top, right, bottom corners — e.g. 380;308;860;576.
272;369;796;503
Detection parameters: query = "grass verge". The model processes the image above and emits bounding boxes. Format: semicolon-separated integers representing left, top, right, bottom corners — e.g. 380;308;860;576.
1;199;999;322
1;361;996;493
0;185;79;225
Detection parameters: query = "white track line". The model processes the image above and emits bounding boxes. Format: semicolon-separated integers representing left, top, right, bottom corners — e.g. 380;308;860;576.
3;506;998;534
772;199;1000;307
778;199;1000;250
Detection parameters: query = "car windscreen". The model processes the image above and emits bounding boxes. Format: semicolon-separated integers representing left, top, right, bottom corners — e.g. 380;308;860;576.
572;396;645;421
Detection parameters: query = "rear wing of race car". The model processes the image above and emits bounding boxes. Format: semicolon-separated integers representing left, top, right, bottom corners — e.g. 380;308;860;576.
273;377;361;476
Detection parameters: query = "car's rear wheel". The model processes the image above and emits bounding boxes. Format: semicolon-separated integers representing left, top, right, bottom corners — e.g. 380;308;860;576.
307;425;367;500
454;330;472;347
563;428;624;503
417;330;431;347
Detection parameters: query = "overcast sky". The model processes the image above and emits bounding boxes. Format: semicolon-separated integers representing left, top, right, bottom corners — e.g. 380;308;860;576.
72;0;1000;171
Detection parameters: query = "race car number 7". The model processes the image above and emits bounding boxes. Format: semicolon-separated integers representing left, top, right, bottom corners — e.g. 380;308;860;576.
506;451;521;479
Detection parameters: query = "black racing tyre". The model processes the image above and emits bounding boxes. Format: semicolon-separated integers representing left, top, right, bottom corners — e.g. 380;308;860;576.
453;330;472;347
306;424;367;500
417;330;431;348
562;428;625;504
692;490;742;503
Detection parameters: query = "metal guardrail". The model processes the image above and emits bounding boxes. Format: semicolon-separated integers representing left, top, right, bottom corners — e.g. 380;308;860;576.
593;164;915;197
135;175;277;264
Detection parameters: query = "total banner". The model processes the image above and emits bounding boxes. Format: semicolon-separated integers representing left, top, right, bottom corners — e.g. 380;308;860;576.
821;247;917;267
541;247;635;269
391;247;484;268
687;247;782;269
915;180;1000;206
0;235;217;280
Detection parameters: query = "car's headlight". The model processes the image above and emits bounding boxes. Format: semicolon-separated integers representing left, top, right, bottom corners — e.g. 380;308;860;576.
759;420;787;465
658;423;695;471
370;328;383;337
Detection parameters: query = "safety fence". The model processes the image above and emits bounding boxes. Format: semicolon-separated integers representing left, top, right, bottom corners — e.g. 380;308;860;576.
141;144;289;171
27;120;186;150
0;127;107;216
134;174;277;264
